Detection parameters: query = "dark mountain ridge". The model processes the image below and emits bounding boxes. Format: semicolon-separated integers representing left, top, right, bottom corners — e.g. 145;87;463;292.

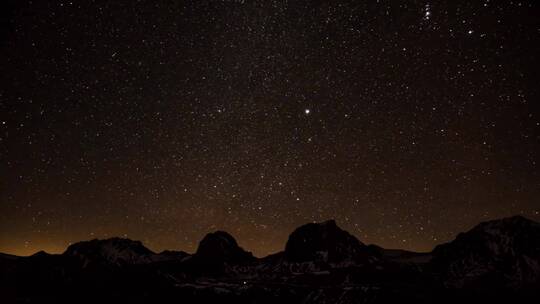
63;237;156;267
432;215;540;289
1;215;539;304
195;230;255;263
284;220;377;264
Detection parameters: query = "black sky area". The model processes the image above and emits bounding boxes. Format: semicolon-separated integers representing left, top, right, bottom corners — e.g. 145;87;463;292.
1;0;539;256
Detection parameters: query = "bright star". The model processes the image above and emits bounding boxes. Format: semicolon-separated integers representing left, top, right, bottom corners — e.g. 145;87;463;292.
423;4;431;20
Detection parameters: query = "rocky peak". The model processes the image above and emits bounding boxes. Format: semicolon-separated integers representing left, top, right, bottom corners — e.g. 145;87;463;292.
472;215;539;233
63;237;155;267
434;216;540;257
195;231;254;263
432;216;540;288
284;220;373;264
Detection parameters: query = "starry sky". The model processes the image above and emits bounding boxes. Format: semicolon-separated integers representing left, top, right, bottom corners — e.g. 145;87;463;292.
1;0;539;257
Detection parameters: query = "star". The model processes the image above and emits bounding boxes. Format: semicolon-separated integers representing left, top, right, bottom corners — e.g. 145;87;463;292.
1;0;538;258
424;4;432;20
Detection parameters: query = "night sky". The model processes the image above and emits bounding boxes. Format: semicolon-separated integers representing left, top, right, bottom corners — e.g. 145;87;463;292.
1;0;539;257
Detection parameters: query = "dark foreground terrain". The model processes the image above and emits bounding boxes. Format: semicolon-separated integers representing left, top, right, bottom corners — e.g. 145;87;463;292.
2;216;539;304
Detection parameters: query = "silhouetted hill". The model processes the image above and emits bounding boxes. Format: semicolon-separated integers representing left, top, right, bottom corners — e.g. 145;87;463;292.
64;237;156;267
432;216;540;290
195;231;254;263
1;216;539;304
285;220;377;265
182;230;256;275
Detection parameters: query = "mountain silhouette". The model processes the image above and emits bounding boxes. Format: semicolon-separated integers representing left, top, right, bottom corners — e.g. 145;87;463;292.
285;220;375;264
1;216;539;304
195;231;254;264
432;216;540;290
63;237;156;267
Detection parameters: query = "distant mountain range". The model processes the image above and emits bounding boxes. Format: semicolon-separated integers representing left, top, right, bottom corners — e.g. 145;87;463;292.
2;216;539;303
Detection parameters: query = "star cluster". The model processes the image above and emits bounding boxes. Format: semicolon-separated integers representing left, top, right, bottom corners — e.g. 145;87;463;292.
1;0;539;256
